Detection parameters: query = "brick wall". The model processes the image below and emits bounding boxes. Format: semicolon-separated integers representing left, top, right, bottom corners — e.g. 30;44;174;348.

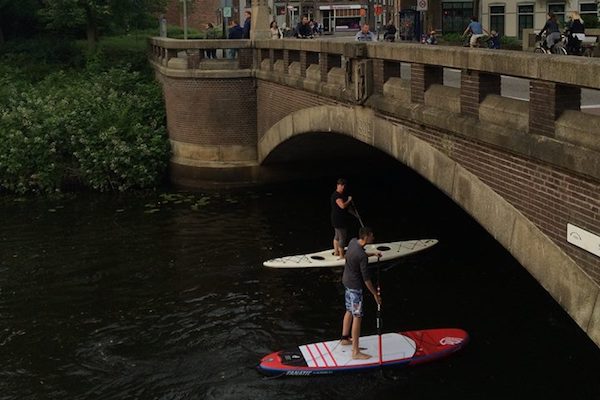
256;81;338;138
256;81;600;283
411;126;600;283
164;0;222;31
163;76;256;146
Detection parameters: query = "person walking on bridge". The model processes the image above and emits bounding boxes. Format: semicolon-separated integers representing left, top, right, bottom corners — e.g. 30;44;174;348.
355;24;377;41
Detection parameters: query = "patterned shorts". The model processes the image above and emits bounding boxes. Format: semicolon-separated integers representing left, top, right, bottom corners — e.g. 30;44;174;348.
344;287;363;317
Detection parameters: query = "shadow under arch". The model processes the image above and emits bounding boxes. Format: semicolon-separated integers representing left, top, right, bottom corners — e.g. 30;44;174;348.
258;104;600;347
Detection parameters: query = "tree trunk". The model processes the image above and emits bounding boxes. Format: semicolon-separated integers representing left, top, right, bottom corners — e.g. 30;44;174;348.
86;21;97;51
0;24;4;45
84;5;98;52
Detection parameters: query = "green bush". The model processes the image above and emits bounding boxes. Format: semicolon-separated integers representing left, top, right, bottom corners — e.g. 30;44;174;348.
442;32;464;44
0;67;170;193
582;15;600;29
500;36;521;50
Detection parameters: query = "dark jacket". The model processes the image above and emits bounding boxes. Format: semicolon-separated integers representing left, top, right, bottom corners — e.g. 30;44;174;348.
567;20;585;34
243;18;251;39
228;24;243;39
296;22;312;38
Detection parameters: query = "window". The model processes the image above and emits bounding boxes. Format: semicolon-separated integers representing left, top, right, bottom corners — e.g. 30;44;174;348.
517;4;534;40
580;3;599;28
489;5;505;36
548;3;566;25
442;2;474;33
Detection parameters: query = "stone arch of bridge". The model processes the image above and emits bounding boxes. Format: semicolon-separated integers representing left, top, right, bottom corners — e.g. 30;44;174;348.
258;105;600;346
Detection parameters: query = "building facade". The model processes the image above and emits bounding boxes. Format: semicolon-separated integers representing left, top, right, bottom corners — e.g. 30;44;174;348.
165;0;598;38
480;0;599;39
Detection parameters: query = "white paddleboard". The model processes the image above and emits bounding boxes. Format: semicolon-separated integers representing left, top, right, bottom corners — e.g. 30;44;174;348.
263;239;437;268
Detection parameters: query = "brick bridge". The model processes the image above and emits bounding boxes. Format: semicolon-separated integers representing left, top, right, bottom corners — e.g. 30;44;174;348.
149;38;600;347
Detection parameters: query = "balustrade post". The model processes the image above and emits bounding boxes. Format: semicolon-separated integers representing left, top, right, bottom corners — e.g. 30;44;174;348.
283;50;290;74
268;48;275;71
460;70;501;119
373;60;401;95
165;49;178;67
529;81;581;137
238;48;253;69
411;64;443;104
300;51;307;77
320;53;340;83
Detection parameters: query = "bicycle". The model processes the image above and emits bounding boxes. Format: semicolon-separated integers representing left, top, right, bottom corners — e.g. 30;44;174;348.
534;32;567;55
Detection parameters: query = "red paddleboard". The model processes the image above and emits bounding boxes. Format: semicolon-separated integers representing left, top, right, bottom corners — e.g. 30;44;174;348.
257;328;468;377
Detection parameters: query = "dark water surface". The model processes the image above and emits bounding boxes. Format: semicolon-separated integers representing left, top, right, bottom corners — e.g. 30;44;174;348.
1;170;599;400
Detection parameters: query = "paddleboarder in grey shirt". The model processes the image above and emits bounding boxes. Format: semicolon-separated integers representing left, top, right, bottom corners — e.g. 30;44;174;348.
340;227;382;359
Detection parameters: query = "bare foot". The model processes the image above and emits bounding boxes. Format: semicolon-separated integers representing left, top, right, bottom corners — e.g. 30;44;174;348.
352;351;371;360
340;338;352;346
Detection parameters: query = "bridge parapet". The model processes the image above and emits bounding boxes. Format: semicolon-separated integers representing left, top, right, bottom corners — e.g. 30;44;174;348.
149;37;600;181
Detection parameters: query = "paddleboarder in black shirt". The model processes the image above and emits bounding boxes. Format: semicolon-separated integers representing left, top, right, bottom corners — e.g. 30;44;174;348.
331;178;353;259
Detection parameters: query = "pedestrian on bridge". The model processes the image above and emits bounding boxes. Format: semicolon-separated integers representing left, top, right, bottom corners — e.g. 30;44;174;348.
355;24;377;42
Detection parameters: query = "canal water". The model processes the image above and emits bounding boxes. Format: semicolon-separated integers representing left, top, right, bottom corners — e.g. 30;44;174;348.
1;167;599;399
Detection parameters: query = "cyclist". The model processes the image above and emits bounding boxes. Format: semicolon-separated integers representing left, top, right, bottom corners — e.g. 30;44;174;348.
539;12;561;51
565;11;585;55
462;16;490;48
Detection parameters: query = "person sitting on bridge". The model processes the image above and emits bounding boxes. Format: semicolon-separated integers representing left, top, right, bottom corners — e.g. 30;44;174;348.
462;16;490;48
296;15;313;38
383;20;397;42
489;30;501;49
355;24;377;42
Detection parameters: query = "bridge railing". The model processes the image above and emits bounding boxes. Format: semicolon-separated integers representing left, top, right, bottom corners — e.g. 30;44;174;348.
148;37;254;70
150;37;600;180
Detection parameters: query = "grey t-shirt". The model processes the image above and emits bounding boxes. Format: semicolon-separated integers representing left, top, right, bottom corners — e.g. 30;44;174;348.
342;238;371;290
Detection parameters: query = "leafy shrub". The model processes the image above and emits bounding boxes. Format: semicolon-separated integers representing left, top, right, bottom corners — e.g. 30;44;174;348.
0;67;170;193
441;32;464;44
500;36;521;50
582;15;600;29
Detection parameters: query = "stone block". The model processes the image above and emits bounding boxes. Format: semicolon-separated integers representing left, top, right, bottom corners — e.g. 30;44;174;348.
509;216;598;335
480;94;529;132
555;110;600;152
425;84;461;114
383;78;411;104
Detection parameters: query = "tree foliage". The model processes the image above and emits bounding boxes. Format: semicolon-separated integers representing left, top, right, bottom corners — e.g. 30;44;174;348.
0;0;42;43
38;0;167;49
0;65;170;193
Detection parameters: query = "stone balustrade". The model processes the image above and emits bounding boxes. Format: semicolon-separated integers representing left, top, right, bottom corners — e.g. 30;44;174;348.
149;37;600;182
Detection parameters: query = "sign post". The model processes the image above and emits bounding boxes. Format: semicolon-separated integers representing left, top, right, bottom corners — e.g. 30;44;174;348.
416;0;428;42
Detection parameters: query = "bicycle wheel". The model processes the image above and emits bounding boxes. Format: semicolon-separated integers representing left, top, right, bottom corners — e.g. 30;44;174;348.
552;45;567;55
534;47;546;54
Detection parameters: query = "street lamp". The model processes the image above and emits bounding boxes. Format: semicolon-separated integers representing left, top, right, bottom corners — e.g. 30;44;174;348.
181;0;190;40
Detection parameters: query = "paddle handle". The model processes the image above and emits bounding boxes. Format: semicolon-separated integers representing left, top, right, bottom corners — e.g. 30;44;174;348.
376;256;382;365
351;199;365;228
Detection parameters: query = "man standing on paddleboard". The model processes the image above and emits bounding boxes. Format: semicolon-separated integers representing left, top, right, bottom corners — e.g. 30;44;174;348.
331;178;353;259
340;227;382;360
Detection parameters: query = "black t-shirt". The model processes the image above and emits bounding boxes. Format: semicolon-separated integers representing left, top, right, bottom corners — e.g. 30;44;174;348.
330;191;349;228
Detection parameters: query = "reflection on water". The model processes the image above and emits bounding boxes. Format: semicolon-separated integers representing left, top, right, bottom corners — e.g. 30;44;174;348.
0;170;599;399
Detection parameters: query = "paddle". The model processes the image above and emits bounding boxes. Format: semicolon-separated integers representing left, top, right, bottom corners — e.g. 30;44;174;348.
375;255;401;381
350;199;365;228
376;255;383;368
